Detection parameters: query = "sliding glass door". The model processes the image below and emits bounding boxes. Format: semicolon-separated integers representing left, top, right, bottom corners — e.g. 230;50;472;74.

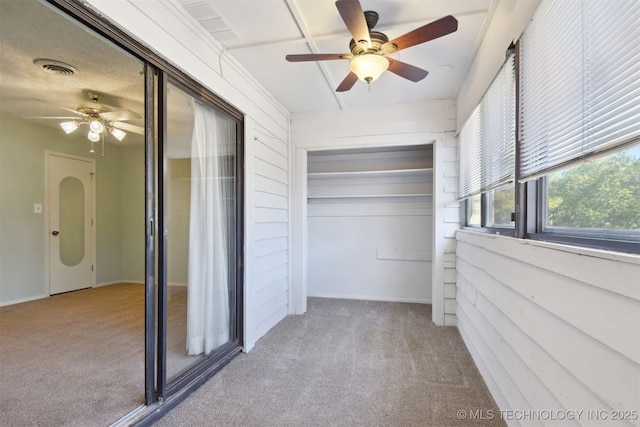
157;77;243;399
12;0;246;422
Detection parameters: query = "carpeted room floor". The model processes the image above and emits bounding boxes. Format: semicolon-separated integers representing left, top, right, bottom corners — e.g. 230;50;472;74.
152;298;505;427
1;285;503;426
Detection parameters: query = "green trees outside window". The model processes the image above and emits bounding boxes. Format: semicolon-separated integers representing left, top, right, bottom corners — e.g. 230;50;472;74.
547;148;640;231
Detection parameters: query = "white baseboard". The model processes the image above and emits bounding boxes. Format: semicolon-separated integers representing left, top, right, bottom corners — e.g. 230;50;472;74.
307;293;432;304
95;280;144;287
0;294;48;307
168;282;187;287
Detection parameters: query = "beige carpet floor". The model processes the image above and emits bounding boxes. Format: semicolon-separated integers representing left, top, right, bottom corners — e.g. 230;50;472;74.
0;283;146;426
0;283;201;427
152;298;505;427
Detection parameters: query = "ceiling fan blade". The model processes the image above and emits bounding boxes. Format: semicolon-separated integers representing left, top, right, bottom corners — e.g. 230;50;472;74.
101;109;142;121
336;72;359;92
387;59;429;82
112;121;144;135
382;15;458;53
23;116;82;120
286;54;352;62
335;0;371;47
59;106;87;116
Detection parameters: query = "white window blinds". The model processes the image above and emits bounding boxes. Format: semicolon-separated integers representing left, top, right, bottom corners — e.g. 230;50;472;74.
519;0;640;181
459;52;516;200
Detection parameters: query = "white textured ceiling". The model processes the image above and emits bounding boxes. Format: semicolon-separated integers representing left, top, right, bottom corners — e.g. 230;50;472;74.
0;0;146;144
177;0;496;113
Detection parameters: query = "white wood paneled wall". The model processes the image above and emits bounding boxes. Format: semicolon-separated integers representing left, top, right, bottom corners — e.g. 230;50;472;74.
456;230;640;425
249;125;290;344
432;134;460;326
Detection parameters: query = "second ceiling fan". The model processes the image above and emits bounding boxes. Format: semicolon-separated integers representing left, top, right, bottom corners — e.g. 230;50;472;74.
286;0;458;92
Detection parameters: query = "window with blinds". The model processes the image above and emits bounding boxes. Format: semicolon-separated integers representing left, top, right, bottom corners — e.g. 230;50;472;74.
521;0;640;252
459;0;638;251
458;52;516;200
518;0;640;181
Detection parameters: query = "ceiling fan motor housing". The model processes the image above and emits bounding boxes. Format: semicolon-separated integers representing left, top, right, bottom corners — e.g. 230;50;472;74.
364;10;379;30
349;31;389;56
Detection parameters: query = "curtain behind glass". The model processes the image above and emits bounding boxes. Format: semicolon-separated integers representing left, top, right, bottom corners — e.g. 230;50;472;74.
186;102;232;356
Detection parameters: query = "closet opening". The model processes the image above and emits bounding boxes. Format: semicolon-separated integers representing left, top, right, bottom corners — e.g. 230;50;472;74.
306;145;433;303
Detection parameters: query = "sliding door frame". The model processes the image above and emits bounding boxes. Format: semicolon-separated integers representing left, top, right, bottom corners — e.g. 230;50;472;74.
143;63;157;407
44;0;245;422
160;76;245;400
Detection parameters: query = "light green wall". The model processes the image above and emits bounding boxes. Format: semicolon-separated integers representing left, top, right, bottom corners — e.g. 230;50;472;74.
0;115;145;305
120;144;145;282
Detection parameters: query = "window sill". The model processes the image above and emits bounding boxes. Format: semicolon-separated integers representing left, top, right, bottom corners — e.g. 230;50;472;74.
528;233;639;255
457;228;640;264
462;225;515;237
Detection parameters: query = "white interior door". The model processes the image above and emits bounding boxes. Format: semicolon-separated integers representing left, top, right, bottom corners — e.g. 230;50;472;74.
48;153;95;295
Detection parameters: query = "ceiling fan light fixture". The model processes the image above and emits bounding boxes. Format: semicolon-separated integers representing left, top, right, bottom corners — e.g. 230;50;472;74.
87;130;101;142
350;54;389;83
89;119;104;134
60;121;79;134
110;127;126;141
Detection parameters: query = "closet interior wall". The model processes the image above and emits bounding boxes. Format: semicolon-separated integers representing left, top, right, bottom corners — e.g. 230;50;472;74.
307;145;433;303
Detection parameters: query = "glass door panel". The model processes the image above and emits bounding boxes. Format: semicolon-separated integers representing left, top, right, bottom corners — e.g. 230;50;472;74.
164;81;238;381
59;176;85;266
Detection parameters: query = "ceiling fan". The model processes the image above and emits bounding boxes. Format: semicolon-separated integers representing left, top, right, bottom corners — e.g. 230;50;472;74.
28;91;144;154
285;0;458;92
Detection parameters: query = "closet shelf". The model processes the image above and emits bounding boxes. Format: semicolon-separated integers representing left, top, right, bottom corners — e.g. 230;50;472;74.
308;193;433;200
307;168;432;180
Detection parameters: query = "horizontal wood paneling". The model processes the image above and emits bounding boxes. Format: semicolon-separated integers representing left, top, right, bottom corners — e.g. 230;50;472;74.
247;125;290;349
255;278;288;312
253;237;288;258
254;175;287;196
458;276;606;420
254;207;288;223
253;304;288;345
253;251;288;276
255;158;287;183
456;230;640;420
254;191;287;210
254;222;288;241
438;136;459;325
254;264;288;293
254;129;288;157
255;140;287;170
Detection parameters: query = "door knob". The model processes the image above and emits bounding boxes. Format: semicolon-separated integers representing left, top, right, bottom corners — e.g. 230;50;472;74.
52;230;59;236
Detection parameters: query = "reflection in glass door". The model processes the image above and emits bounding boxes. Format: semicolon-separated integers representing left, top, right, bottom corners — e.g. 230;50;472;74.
162;81;239;384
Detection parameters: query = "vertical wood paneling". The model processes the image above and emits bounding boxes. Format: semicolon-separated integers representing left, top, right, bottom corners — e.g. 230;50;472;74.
456;230;640;421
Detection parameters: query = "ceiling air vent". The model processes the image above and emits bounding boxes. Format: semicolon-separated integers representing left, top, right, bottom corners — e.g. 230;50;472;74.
33;59;77;76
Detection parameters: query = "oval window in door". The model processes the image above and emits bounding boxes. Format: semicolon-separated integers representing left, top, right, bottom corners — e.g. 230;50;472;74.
59;176;85;266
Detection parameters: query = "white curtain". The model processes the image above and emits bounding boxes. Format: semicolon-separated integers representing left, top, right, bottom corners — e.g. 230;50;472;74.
186;102;231;356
